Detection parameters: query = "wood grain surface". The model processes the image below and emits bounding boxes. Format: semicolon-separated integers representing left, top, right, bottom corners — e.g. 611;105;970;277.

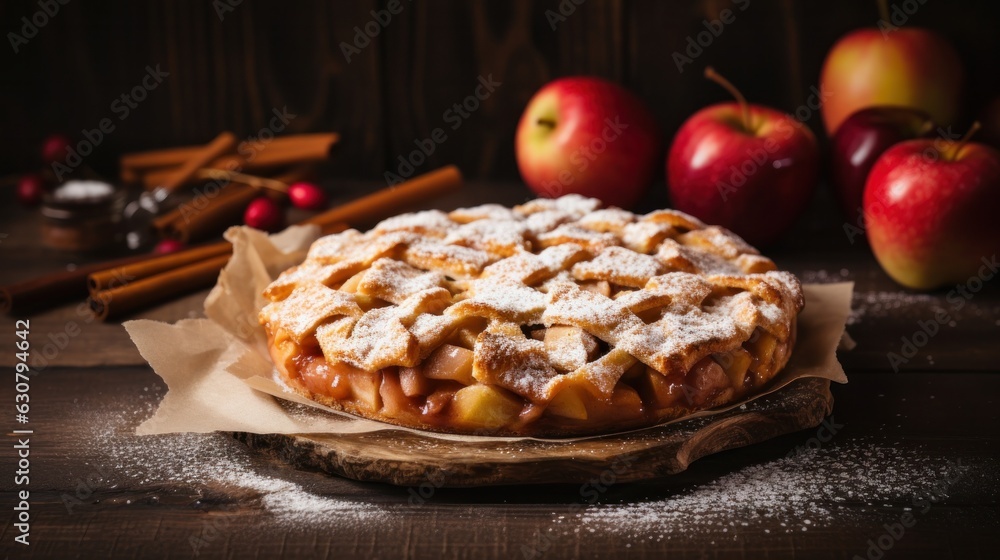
2;366;997;559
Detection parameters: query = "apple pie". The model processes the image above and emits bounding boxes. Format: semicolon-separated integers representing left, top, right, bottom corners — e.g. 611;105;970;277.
259;195;803;436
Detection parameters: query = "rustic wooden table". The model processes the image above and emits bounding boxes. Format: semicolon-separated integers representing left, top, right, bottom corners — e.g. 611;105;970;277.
1;181;997;559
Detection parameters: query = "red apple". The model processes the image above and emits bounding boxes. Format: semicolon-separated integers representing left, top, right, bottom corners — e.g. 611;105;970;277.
666;68;819;246
864;129;1000;290
515;76;661;209
819;27;962;136
831;106;934;219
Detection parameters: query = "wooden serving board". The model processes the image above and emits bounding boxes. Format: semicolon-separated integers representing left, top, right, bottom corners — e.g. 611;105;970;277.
233;377;833;487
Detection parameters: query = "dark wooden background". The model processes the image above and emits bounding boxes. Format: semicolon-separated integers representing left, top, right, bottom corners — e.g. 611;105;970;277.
2;0;999;181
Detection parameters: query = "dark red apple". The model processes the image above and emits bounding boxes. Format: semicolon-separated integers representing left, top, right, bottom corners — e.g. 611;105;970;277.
831;106;934;218
516;76;662;209
864;126;1000;290
667;68;819;246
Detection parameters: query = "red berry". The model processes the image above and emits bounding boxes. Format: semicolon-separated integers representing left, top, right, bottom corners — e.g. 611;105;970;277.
153;238;186;254
287;182;328;210
16;174;45;206
41;133;71;164
244;197;284;232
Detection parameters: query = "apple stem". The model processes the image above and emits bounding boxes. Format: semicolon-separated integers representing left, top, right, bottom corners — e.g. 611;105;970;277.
537;118;557;129
877;0;891;23
947;121;981;161
704;67;752;133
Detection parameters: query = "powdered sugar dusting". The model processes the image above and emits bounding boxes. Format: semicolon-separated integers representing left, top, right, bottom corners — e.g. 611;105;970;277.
572;246;664;288
577;208;636;233
87;390;387;527
847;289;1000;326
849;290;941;326
799;268;852;285
263;195;804;406
578;441;970;542
374;209;454;236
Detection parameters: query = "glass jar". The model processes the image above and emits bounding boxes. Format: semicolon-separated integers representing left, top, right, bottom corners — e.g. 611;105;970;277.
40;180;126;252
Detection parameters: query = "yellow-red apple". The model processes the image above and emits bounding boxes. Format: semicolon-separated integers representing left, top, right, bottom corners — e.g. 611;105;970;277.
819;28;962;136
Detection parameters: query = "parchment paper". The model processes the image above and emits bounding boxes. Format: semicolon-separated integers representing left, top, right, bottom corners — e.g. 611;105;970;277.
126;225;852;442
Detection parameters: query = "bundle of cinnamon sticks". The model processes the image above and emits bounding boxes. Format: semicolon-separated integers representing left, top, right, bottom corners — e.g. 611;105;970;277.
123;132;340;244
120;133;339;190
1;165;463;320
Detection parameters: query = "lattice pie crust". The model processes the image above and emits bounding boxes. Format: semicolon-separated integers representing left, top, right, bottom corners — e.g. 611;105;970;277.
259;195;803;436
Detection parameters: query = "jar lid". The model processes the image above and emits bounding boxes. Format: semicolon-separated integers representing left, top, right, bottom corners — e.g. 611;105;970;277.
41;180;125;220
50;180;116;203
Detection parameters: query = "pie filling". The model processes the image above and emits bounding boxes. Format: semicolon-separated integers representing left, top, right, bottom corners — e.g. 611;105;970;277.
259;195;804;437
266;321;793;435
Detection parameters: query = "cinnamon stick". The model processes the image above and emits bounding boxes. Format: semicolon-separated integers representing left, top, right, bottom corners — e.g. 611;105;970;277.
87;219;346;321
156;184;261;243
122;133;337;171
155;132;238;195
124;133;339;185
4;166;460;318
88;254;233;320
302;165;464;230
88;241;232;293
153;166;315;243
271;166;316;191
1;253;158;314
139;155;313;191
